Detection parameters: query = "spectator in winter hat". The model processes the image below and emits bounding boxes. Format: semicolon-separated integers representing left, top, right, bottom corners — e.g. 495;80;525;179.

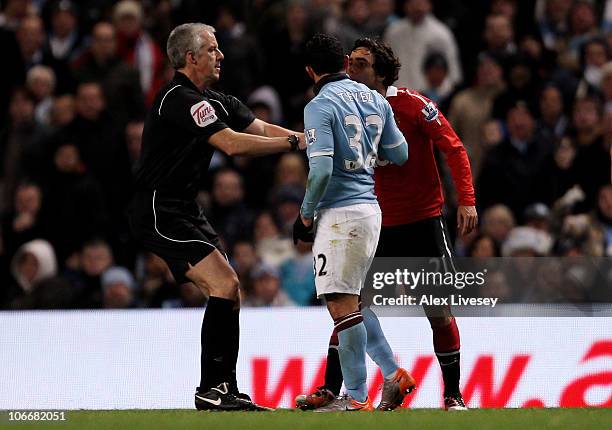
101;266;136;308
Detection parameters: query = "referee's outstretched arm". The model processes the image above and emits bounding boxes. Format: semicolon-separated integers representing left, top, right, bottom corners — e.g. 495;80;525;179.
243;117;305;142
208;127;305;157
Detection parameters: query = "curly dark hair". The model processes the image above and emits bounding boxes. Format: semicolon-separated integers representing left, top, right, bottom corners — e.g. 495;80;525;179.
352;38;401;87
305;33;345;76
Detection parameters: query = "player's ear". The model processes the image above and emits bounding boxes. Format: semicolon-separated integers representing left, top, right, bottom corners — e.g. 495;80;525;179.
342;55;349;72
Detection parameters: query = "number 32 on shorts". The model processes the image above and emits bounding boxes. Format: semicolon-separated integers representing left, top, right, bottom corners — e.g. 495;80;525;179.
314;253;328;277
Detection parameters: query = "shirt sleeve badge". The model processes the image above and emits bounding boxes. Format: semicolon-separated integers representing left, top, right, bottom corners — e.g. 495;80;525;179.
190;100;217;127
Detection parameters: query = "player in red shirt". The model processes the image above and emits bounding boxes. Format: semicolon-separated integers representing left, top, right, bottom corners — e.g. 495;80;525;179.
296;38;477;411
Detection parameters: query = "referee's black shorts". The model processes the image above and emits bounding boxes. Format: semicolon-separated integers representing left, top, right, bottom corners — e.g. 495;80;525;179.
376;215;456;264
128;190;224;284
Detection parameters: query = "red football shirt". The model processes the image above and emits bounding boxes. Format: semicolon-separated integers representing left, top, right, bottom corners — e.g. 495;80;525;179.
375;87;476;226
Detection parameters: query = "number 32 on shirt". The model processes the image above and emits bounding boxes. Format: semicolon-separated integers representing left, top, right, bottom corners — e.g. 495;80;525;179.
343;113;382;172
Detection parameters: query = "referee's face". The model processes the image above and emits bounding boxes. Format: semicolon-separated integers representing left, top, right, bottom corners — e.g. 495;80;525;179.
194;31;224;86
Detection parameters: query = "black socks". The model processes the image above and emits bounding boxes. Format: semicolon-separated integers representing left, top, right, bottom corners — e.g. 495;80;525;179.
199;296;236;392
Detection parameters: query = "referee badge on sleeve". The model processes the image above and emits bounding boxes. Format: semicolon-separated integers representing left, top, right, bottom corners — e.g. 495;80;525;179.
190;100;217;127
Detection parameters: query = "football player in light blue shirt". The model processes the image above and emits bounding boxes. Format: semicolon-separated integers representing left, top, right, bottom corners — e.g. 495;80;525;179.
299;58;407;220
293;34;407;411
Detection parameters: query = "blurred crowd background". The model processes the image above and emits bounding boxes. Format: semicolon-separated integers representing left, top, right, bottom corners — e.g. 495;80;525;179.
0;0;611;310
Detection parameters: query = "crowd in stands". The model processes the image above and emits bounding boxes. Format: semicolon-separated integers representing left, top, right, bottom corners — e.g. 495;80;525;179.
1;0;611;309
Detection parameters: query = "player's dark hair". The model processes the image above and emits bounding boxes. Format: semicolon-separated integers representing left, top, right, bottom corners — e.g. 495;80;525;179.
304;33;345;75
352;38;401;87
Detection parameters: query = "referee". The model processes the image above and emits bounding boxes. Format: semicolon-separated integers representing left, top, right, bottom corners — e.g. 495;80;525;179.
128;23;304;411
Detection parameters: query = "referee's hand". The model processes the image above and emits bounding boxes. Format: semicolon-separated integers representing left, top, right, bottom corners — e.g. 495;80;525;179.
297;133;306;150
457;205;478;236
293;214;314;244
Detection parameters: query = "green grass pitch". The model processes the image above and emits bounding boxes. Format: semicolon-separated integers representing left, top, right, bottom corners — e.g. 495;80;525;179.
3;409;611;430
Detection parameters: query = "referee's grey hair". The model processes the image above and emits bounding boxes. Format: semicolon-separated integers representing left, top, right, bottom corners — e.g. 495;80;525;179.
167;23;215;69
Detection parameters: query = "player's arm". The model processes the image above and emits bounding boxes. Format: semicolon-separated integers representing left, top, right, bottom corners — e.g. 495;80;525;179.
432;117;477;236
418;98;477;235
299;101;335;227
378;100;408;165
301;155;333;222
294;153;333;244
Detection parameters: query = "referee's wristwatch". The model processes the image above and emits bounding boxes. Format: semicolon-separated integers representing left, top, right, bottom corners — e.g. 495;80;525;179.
288;134;300;151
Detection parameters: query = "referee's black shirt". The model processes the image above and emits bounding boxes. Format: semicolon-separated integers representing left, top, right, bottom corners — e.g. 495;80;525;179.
133;71;255;199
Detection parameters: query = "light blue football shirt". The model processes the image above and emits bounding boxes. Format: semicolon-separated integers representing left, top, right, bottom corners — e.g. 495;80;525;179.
303;74;407;213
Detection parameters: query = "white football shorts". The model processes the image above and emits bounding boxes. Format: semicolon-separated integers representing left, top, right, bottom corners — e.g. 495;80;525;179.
312;203;382;297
